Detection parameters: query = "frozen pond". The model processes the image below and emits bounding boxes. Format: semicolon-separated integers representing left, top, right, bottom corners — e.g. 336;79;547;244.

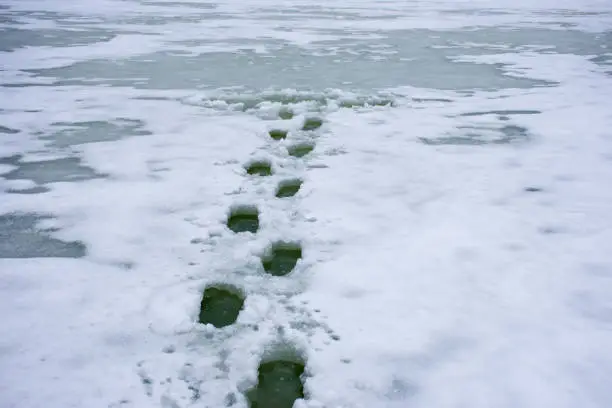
1;0;612;407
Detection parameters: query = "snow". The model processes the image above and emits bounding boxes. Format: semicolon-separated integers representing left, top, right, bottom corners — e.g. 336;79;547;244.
1;0;612;407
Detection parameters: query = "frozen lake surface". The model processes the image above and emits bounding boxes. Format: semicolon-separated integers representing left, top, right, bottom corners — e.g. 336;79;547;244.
1;0;612;407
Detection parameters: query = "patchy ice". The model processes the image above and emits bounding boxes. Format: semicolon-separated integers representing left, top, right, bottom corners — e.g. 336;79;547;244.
1;0;612;407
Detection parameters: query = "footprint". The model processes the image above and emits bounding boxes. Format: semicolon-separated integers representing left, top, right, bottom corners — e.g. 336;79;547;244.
269;129;288;141
287;143;314;158
275;179;302;198
245;160;273;177
261;242;302;277
199;284;245;328
227;205;259;234
246;358;306;408
302;117;323;131
278;108;294;120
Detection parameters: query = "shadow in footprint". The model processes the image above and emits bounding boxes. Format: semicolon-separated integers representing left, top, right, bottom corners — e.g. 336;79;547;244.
0;213;86;258
261;242;302;276
287;143;314;158
276;179;302;198
227;205;259;234
247;358;306;408
198;285;245;328
245;160;273;176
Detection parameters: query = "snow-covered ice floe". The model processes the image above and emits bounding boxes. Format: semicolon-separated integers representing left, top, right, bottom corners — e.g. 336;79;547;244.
1;0;612;407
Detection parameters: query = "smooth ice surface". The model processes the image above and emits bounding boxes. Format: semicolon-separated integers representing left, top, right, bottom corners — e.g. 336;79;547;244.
1;0;612;407
288;143;315;158
1;156;104;184
0;213;87;258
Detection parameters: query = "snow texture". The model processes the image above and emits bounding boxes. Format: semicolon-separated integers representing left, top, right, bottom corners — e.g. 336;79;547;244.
1;0;612;407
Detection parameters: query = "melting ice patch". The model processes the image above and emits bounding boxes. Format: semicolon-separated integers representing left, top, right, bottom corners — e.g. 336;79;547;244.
0;213;86;258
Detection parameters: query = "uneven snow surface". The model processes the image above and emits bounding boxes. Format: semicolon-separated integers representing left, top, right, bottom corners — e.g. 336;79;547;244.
1;0;612;407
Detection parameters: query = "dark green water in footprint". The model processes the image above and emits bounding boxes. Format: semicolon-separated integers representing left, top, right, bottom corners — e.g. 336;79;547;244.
198;286;244;328
246;161;272;176
278;109;294;120
302;117;322;131
287;143;314;158
262;242;302;276
247;360;305;408
269;129;288;141
227;206;259;233
276;179;302;198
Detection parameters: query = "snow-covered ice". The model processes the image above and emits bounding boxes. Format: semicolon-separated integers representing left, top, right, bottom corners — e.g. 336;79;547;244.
1;0;612;407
